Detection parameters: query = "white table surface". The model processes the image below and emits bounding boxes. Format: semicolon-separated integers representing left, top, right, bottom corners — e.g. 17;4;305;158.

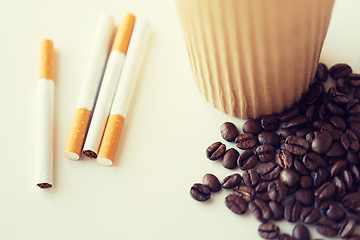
1;1;359;239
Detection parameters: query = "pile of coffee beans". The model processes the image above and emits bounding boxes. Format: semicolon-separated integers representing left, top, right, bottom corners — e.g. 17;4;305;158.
190;63;360;239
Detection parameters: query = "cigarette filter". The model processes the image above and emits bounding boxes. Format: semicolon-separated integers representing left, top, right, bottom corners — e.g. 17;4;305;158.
97;19;150;166
36;39;54;189
64;15;115;160
83;13;136;158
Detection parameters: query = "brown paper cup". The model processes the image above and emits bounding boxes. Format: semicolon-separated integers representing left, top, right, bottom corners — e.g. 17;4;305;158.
176;0;334;118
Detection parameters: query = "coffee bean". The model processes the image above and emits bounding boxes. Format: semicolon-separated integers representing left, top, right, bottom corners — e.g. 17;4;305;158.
330;160;348;178
294;158;310;176
256;182;271;202
268;180;286;202
316;63;329;82
326;102;346;115
329;63;352;79
220;122;239;142
311;132;332;154
341;131;360;152
346;151;360;165
221;173;242;189
190;183;211;201
234;185;255;202
285;116;308;129
202;173;221;192
285;136;310;155
342;192;360;215
287;185;299;196
275;150;293;169
326;203;345;222
268;201;283;220
300;176;313;189
296;127;312;138
325;142;346;157
280;128;294;139
354;87;360;99
278;233;295;240
329;115;346;130
242;169;259;187
258;162;281;181
262;115;279;132
318;104;329;121
292;223;310;240
238;150;258;170
305;104;317;122
249;199;272;223
235;133;258;150
256;144;275;162
284;199;301;222
321;123;343;141
225;193;248;215
315;182;336;200
243;119;263;135
347;115;360;124
341;169;354;191
258;131;281;148
313;120;327;130
301;206;320;224
312;168;329;188
333;176;347;198
316;217;339;237
222;148;239;169
302;153;326;171
295;188;314;206
350;164;360;183
350;122;360;139
280;168;299;187
349;73;360;86
349;235;360;240
339;219;357;239
302;83;323;105
279;107;300;122
258;222;279;239
329;88;350;105
206;142;226;160
336;77;351;94
314;197;333;210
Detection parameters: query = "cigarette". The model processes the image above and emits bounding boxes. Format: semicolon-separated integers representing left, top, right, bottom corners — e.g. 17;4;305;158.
36;39;54;189
83;13;136;158
64;15;115;160
97;19;150;166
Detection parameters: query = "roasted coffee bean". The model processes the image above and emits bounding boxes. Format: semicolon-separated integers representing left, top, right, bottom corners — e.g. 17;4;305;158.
330;160;348;178
258;131;281;148
350;122;360;139
261;115;279;132
326;203;345;222
302;153;326;171
318;104;328;121
302;83;323;105
279;108;300;122
333;176;347;198
249;199;272;223
234;185;255;202
256;182;271;202
346;151;360;165
336;77;350;94
190;183;211;201
329;115;346;130
312;168;329;188
258;162;281;181
275;150;293;169
280;168;299;187
347;115;360;124
316;63;329;82
341;169;354;191
342;192;360;215
238;150;258;170
305;104;316;122
269;201;283;220
280;128;294;139
287;185;299;196
256;144;275;162
279;140;286;150
350;164;360;183
305;132;315;143
329;88;350;105
235;133;258;150
315;182;336;200
313;120;327;130
301;207;320;224
225;193;248;215
221;173;242;189
295;188;314;206
315;196;333;210
206;142;226;160
268;180;286;202
243;119;263;135
311;132;332;154
329;63;352;79
316;217;339;237
258;222;279;239
339;219;357;239
202;173;221;192
349;73;360;86
285;116;308;129
347;99;360;115
278;233;295;240
300;176;313;189
326;102;346;115
285;135;310;155
325;142;346;158
341;131;360;152
354;87;360;99
294;158;310;176
321;123;343;141
220;122;239;142
349;235;360;240
293;223;310;240
284;199;301;222
222;148;239;169
242;169;259;187
295;127;312;138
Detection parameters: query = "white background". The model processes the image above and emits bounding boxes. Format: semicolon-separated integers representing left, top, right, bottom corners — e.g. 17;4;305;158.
0;0;359;239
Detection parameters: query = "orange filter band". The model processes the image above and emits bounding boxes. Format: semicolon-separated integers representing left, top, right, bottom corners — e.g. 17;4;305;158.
97;114;125;164
39;39;54;80
111;13;136;54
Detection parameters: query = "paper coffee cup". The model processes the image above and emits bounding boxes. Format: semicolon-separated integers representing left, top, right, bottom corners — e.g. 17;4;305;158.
176;0;334;118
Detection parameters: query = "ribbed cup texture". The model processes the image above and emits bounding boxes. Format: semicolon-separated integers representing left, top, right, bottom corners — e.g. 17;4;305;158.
176;0;334;118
